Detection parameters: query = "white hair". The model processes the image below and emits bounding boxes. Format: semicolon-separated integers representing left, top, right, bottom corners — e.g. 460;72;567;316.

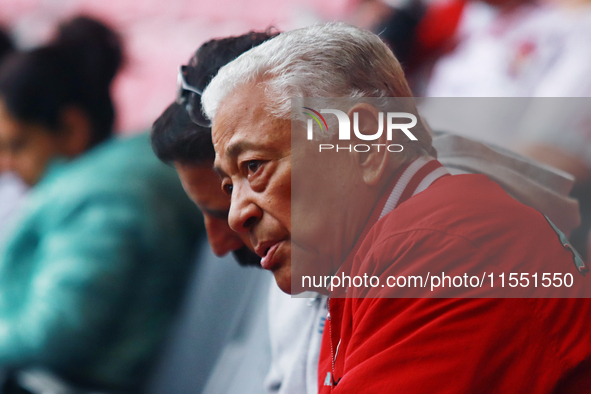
202;22;434;157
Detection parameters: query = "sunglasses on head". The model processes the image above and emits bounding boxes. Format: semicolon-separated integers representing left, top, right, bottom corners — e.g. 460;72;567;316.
176;65;212;128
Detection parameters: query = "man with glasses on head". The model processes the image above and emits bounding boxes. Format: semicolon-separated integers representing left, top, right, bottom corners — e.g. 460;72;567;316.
152;30;327;394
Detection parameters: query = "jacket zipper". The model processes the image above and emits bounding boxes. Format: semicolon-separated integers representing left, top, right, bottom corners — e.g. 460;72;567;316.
328;298;335;389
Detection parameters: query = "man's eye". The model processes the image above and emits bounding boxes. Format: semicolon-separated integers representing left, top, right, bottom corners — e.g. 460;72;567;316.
246;160;262;174
222;183;233;196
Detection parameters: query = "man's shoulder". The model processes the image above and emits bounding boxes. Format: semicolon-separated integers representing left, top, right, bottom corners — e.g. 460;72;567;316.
380;173;549;242
354;173;578;283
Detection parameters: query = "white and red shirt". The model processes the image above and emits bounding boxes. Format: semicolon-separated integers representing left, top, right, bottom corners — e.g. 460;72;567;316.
318;157;591;393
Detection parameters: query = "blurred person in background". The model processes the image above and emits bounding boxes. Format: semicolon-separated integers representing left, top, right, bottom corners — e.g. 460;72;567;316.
423;0;591;258
427;0;591;98
0;15;203;393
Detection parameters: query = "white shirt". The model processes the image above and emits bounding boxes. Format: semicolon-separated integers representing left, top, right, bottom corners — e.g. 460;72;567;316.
265;283;326;394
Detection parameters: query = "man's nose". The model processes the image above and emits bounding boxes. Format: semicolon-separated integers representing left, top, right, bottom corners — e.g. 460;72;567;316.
204;216;244;257
228;184;262;234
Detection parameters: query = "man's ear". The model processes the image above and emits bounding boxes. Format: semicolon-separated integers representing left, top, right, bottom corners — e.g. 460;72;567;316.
347;103;389;186
59;107;92;157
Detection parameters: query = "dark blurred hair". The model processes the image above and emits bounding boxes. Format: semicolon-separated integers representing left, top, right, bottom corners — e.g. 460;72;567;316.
0;26;14;62
151;29;279;165
0;16;123;148
375;0;426;68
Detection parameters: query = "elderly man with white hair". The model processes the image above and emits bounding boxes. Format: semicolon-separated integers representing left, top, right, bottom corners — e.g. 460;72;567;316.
202;22;591;393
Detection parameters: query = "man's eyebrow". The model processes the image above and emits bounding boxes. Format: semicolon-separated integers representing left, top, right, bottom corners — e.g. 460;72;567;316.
213;140;263;177
227;140;260;158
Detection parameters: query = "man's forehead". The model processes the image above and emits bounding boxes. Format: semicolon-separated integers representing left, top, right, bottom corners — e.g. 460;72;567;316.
211;85;268;162
211;97;245;159
211;81;273;134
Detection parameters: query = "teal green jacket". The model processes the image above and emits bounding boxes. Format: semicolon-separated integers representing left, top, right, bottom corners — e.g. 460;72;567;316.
0;133;204;390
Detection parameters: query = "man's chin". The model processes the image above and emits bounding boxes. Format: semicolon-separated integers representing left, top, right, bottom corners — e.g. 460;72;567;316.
273;265;292;294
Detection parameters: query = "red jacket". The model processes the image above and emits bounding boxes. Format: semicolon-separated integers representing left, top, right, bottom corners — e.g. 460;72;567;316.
318;158;591;393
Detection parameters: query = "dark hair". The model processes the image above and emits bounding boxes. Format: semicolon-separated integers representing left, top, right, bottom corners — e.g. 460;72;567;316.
185;29;279;90
151;102;215;165
151;29;279;165
0;26;14;62
0;16;123;147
